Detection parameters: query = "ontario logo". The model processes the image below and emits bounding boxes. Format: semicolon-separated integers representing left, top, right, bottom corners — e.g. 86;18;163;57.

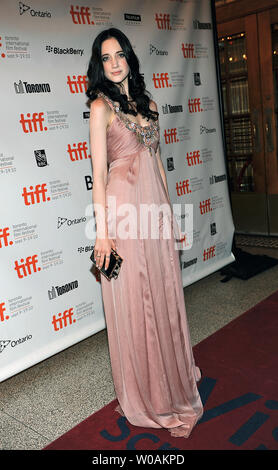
19;1;51;18
0;340;10;353
57;217;86;229
149;44;168;56
1;335;32;351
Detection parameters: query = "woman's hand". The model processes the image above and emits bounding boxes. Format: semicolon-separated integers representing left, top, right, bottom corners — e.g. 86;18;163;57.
94;237;117;270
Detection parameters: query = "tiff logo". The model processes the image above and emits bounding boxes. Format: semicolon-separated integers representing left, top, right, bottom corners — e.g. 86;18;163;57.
155;13;171;30
203;245;216;261
186;150;202;166
188;98;202;113
164;128;179;144
199;199;212;215
19;112;47;133
22;184;50;205
0;302;9;322
52;307;76;331
70;5;94;24
176;179;191;196
152;73;172;89
0;227;13;248
67;142;91;161
181;43;196;59
67;75;88;93
14;254;41;279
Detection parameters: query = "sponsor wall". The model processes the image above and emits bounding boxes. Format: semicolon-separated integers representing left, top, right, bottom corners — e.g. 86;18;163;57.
0;0;234;381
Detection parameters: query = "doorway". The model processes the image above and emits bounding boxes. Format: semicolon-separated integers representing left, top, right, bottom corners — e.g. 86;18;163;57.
215;0;278;235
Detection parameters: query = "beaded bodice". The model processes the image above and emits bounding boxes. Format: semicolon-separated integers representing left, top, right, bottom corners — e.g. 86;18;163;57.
97;91;160;153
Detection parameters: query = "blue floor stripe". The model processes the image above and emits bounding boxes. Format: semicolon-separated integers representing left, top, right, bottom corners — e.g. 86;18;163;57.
229;412;269;446
199;393;262;424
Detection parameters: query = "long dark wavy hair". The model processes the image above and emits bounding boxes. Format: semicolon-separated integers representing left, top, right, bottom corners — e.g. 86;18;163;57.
86;28;158;122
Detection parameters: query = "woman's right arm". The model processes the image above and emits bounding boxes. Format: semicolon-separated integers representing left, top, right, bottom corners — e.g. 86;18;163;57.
89;98;116;270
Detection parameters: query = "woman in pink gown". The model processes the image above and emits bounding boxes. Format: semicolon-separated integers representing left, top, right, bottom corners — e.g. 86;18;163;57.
87;28;203;438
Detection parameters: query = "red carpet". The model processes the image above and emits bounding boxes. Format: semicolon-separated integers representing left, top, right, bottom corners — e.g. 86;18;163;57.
44;290;278;450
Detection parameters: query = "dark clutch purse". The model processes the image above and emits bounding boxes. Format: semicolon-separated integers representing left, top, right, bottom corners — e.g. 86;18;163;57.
90;246;123;281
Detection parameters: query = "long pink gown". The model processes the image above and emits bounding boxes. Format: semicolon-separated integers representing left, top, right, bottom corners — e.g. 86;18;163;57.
96;91;203;438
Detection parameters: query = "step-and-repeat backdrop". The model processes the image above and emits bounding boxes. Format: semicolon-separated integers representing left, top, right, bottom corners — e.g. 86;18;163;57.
0;0;234;381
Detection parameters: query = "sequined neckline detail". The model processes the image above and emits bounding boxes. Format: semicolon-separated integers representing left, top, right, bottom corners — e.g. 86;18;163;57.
97;91;159;151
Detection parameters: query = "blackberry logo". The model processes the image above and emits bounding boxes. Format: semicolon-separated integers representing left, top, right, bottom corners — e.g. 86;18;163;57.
0;340;10;353
46;45;84;56
149;44;168;56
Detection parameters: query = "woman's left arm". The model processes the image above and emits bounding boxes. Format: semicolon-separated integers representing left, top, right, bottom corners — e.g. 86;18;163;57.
149;100;171;203
155;144;171;203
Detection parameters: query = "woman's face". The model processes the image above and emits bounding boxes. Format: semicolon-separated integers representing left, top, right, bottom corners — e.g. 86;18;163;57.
101;37;130;84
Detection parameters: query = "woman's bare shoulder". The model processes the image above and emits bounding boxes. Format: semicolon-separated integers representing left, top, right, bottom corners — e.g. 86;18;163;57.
90;97;112;126
90;96;111;113
149;99;158;112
